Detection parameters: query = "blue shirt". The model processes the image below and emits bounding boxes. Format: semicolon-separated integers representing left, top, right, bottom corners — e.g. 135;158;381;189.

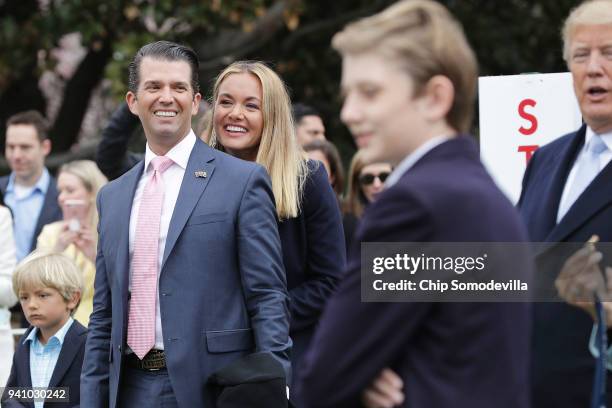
4;169;51;261
25;317;74;408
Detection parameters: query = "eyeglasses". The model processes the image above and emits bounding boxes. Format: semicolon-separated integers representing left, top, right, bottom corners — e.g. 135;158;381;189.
359;171;390;186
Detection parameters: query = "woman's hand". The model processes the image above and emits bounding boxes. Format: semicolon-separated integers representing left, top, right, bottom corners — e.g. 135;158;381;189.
54;222;79;253
74;224;97;262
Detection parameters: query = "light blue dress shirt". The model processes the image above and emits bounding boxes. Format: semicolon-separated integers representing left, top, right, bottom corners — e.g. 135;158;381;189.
4;168;51;261
24;317;74;408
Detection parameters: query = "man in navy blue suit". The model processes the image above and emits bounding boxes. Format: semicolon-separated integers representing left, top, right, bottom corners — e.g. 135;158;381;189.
518;1;612;406
80;41;290;408
295;1;532;407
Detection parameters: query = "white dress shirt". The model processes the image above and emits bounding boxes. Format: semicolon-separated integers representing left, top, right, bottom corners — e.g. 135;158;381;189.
128;130;196;350
385;135;452;189
556;126;612;223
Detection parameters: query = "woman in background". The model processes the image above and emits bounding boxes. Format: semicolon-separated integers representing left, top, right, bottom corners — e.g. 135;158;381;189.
342;150;392;253
206;61;346;406
303;139;345;200
0;191;17;386
36;160;107;326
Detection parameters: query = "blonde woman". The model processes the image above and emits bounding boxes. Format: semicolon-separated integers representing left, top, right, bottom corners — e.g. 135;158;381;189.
207;61;346;402
36;160;107;326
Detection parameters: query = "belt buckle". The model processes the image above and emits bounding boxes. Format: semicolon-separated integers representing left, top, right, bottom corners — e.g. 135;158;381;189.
141;350;165;371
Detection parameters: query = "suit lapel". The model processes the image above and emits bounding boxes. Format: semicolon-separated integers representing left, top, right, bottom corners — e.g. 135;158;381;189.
162;140;216;270
545;159;612;243
531;126;612;256
533;127;585;241
114;162;144;320
22;338;34;408
21;336;33;389
47;322;84;388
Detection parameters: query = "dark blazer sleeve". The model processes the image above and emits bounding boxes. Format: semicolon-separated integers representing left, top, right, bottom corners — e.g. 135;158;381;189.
236;165;292;379
2;354;26;407
296;188;435;407
289;162;346;332
2;330;32;407
95;103;142;180
80;192;112;408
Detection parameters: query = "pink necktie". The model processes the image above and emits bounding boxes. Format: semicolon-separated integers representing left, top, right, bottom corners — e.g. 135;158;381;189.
128;156;174;359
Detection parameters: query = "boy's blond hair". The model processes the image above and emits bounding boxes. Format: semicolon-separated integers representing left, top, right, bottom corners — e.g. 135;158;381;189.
13;249;84;312
332;0;478;133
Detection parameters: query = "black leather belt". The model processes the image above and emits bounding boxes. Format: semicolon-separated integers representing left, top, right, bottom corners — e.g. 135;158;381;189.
126;349;166;371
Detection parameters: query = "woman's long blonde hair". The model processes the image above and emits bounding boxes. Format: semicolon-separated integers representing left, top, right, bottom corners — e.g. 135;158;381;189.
343;150;369;218
207;61;308;220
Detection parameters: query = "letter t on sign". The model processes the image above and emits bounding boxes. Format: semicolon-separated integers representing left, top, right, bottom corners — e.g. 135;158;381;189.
518;145;539;165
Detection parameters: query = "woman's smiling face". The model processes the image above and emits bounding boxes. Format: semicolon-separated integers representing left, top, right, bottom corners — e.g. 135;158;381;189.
213;72;264;161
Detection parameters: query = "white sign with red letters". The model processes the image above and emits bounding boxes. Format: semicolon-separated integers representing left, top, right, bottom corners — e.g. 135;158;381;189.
479;72;582;203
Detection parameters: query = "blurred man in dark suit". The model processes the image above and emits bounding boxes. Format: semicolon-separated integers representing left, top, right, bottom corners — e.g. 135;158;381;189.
295;1;532;407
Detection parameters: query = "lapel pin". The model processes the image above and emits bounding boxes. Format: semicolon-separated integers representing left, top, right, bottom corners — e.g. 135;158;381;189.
194;170;207;178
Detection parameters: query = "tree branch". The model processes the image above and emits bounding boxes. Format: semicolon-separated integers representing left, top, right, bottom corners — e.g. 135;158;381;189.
281;0;393;50
48;35;113;152
196;0;290;71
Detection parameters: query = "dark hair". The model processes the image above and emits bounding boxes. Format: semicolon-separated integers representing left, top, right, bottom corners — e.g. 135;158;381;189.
128;41;200;94
6;110;49;142
292;103;322;125
303;139;345;196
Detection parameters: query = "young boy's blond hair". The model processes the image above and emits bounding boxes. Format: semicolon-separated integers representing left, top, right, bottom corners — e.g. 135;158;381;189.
13;249;84;313
332;0;478;134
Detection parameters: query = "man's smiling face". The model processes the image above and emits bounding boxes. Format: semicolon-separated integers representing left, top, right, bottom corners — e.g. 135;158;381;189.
126;57;201;153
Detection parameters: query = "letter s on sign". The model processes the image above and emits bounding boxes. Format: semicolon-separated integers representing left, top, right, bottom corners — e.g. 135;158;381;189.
518;98;538;136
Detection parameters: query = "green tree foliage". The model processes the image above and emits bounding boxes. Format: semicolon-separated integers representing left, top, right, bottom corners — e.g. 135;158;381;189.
0;0;582;168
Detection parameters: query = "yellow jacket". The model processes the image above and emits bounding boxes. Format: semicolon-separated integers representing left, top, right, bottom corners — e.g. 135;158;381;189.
36;221;95;327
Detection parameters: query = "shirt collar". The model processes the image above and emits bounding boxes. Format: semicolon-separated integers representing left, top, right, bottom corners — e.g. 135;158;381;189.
24;316;74;346
7;167;50;194
385;135;452;188
585;126;612;152
144;130;196;172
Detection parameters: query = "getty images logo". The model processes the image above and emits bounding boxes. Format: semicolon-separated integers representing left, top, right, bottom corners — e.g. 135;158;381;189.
372;253;488;276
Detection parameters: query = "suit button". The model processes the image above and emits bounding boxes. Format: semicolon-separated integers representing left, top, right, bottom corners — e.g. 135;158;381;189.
118;345;122;352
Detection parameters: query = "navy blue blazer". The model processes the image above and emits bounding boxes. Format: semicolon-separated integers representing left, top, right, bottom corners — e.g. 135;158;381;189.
80;139;290;408
296;137;532;407
2;321;87;407
518;124;612;408
278;161;345;403
0;172;62;253
279;161;345;333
